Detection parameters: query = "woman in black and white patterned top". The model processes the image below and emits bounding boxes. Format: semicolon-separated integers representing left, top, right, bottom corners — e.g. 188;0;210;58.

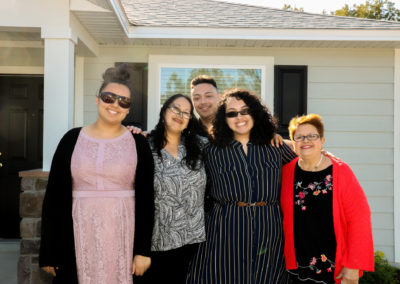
133;94;207;284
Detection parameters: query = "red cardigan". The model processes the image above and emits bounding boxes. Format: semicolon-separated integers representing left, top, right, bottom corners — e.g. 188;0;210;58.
281;157;374;283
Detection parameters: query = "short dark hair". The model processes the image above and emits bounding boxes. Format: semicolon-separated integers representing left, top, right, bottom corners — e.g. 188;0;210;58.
99;64;132;95
212;88;276;147
288;114;324;140
190;75;218;90
148;94;203;170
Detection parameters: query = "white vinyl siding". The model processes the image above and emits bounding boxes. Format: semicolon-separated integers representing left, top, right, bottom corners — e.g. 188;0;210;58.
83;46;396;262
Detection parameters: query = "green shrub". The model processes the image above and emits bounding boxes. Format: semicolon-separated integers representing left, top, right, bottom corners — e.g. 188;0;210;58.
360;251;400;284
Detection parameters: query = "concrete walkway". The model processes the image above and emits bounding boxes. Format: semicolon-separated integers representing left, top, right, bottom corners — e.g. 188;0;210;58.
0;239;20;284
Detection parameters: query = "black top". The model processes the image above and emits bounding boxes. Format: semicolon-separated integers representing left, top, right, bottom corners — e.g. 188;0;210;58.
39;128;155;283
290;164;336;284
198;120;210;139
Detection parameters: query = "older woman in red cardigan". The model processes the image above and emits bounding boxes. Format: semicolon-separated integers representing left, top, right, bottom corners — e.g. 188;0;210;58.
281;114;374;284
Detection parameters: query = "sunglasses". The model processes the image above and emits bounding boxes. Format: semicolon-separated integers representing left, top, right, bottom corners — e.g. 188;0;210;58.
98;92;131;109
225;108;250;118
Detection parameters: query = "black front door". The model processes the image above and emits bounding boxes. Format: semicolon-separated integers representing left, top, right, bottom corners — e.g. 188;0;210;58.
116;63;148;130
0;75;43;238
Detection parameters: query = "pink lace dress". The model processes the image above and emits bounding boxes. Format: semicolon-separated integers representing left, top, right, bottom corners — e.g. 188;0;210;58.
71;130;137;284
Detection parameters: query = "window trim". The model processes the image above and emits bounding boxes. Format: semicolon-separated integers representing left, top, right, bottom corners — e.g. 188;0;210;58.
148;55;274;129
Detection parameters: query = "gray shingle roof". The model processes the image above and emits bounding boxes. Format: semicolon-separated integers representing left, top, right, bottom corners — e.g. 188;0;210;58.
120;0;400;29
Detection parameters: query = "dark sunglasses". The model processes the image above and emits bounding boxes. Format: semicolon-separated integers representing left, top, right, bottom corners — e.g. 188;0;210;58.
225;108;250;118
98;92;131;109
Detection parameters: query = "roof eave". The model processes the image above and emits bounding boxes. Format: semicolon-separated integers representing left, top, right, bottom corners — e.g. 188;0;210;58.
126;26;400;42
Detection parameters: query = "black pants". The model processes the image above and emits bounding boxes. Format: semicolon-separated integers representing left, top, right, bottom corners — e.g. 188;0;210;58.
133;243;199;284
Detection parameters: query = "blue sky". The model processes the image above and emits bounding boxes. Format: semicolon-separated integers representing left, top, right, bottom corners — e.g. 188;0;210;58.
223;0;400;14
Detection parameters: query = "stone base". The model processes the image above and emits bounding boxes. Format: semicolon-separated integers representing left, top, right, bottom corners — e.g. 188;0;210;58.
18;255;53;284
18;170;51;284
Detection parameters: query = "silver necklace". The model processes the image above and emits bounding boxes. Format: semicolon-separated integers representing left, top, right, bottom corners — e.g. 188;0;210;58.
312;154;324;172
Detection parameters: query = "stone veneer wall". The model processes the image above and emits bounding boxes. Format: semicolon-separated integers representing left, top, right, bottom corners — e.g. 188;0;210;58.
18;170;52;284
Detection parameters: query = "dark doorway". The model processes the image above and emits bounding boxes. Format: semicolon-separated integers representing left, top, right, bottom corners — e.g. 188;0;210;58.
274;66;307;138
115;63;148;130
0;75;43;238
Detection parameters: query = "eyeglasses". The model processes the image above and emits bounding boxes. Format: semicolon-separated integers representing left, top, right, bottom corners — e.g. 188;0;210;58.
168;105;191;119
98;92;131;109
293;133;320;142
225;108;250;118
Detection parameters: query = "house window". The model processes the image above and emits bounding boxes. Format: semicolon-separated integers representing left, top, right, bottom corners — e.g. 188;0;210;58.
160;67;262;104
148;55;274;129
274;65;308;138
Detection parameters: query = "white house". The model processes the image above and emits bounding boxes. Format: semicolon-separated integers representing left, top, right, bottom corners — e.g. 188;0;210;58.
0;0;399;265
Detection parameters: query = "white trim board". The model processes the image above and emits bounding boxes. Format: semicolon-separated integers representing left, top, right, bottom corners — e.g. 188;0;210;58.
394;49;400;264
0;66;44;74
147;54;274;130
0;40;43;48
128;27;400;42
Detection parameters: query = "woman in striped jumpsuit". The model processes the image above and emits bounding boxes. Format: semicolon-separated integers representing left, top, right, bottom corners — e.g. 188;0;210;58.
187;88;296;284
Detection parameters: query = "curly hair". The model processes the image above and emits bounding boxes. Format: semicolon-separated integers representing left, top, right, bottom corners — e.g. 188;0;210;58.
148;94;203;170
212;88;276;147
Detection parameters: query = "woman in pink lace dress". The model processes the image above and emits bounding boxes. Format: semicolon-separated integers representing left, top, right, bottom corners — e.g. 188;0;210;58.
39;65;155;284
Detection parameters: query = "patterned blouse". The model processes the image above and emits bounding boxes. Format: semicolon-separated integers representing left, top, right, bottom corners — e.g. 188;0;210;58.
148;137;207;251
289;164;336;284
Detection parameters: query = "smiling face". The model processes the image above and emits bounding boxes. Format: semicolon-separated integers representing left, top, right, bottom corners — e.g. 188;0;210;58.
164;97;192;134
225;97;254;141
96;82;130;125
191;83;219;121
293;123;326;159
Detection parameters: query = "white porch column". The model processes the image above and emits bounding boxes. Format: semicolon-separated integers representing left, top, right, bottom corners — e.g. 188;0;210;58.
394;49;400;264
74;56;85;127
42;38;75;170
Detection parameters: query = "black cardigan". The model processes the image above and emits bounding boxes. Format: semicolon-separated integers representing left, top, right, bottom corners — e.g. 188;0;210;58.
39;128;155;283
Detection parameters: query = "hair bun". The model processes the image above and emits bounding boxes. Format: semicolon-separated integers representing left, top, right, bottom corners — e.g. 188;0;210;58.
102;64;131;82
115;64;131;81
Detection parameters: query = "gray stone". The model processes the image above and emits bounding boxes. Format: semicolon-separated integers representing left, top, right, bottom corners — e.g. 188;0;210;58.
18;255;31;284
32;256;39;264
20;191;44;218
36;220;42;238
20;239;40;255
21;177;36;191
31;263;53;284
20;219;35;238
36;178;48;191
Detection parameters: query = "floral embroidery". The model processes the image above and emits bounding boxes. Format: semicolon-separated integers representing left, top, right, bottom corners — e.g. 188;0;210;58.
294;174;333;211
297;253;335;275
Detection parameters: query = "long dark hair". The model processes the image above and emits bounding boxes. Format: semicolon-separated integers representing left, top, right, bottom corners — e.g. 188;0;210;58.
148;94;202;170
213;88;276;147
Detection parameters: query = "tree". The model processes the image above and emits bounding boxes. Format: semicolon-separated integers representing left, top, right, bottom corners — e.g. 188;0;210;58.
333;0;400;21
282;4;304;12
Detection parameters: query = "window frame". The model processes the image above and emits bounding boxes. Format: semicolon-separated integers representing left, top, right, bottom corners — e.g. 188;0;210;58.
148;55;274;129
